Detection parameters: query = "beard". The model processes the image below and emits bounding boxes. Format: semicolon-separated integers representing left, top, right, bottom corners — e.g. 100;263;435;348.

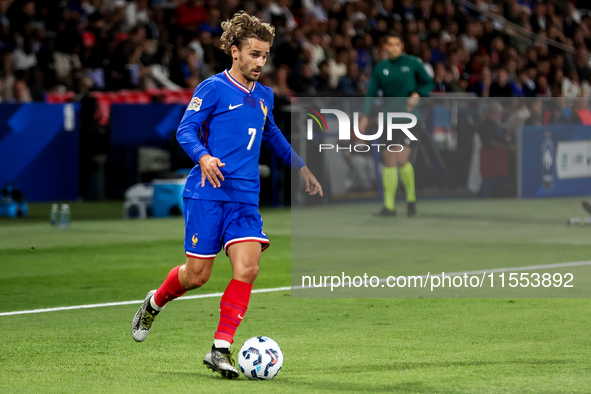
239;60;262;82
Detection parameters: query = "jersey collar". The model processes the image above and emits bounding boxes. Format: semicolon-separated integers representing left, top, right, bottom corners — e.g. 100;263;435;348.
224;69;257;94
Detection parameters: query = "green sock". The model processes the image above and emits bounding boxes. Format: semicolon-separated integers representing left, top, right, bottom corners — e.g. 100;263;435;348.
400;162;416;203
382;166;398;211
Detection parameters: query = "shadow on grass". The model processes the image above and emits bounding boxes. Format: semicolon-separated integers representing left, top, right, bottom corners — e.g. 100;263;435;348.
274;380;457;393
159;370;254;383
159;359;574;392
159;371;451;392
272;360;574;393
312;358;574;375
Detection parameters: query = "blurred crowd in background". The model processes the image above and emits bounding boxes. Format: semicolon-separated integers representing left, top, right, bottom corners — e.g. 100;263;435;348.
1;0;591;103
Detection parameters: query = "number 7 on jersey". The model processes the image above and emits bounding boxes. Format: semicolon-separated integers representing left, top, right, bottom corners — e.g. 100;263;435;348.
247;128;256;150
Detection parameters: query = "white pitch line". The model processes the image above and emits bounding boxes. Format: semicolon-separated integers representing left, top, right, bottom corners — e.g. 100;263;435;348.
0;286;292;317
1;261;590;317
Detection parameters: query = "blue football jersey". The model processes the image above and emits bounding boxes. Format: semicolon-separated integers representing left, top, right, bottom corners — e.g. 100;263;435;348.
177;70;305;205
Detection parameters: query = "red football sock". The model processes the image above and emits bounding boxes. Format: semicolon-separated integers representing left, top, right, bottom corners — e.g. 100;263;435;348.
154;266;187;307
214;279;253;344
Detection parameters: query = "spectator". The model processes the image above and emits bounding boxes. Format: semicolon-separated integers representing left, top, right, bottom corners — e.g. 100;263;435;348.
336;62;363;95
478;101;514;197
428;34;447;64
10;79;32;103
7;0;37;35
432;62;450;93
523;66;537;96
575;46;590;82
328;47;348;89
200;8;223;36
271;65;294;98
11;37;37;73
289;62;316;95
268;0;297;31
581;76;591;97
353;35;372;76
570;97;591;125
488;36;505;69
53;16;83;90
123;0;150;32
525;99;544;126
0;0;584;104
177;0;208;32
311;0;332;22
534;74;552;97
563;69;582;98
456;72;471;93
313;60;331;93
490;69;513;97
306;32;326;71
274;28;303;70
469;67;492;97
179;48;201;88
530;2;549;34
544;96;571;124
460;21;479;54
510;70;529;97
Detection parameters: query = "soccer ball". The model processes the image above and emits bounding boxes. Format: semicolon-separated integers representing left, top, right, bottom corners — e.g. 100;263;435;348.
238;336;283;380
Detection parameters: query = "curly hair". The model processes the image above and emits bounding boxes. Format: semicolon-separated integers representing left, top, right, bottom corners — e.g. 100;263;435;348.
220;11;275;55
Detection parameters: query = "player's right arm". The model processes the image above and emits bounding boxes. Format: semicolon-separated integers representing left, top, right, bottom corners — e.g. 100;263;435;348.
197;154;225;188
176;80;225;187
263;95;323;196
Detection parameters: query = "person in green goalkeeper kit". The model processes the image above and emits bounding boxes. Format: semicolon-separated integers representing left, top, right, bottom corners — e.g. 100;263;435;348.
359;32;434;217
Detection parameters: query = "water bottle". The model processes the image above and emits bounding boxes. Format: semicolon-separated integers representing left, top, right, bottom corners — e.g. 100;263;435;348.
60;204;71;229
50;204;59;227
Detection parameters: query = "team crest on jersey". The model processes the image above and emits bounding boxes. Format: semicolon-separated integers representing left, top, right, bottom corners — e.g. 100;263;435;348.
188;97;202;111
383;69;389;76
260;99;268;122
191;233;198;246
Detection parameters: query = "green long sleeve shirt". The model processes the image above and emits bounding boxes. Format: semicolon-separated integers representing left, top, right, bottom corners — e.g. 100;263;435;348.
363;54;435;115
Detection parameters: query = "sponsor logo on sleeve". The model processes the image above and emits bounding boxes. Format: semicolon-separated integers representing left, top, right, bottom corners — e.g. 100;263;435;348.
188;97;203;111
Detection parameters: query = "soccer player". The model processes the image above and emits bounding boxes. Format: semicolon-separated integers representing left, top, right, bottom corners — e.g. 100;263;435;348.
360;32;434;217
131;12;322;379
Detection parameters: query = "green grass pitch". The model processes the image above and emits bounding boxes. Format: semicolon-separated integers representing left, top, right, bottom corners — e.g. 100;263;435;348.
0;198;590;393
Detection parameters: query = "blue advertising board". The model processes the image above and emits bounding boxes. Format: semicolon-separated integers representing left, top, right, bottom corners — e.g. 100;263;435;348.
110;104;184;147
0;103;80;202
520;125;591;198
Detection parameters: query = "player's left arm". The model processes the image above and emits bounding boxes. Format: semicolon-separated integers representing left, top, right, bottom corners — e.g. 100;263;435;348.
262;100;323;196
413;57;435;97
407;58;435;112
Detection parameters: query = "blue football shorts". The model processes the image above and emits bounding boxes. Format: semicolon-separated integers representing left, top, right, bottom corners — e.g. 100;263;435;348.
183;198;270;259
